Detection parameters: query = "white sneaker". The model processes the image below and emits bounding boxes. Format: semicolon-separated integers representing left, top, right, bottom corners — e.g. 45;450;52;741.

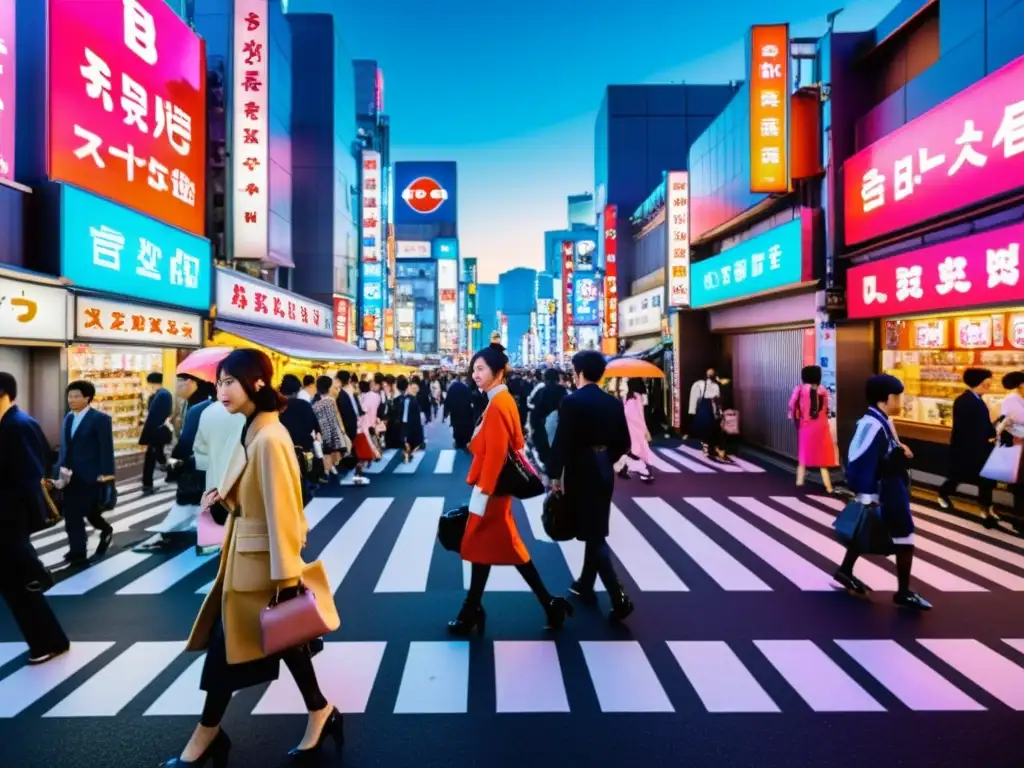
353;475;370;486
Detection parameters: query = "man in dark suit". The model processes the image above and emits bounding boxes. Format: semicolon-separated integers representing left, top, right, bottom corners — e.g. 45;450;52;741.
548;350;634;622
443;374;474;450
939;367;1001;526
57;380;116;563
0;373;71;664
140;372;173;494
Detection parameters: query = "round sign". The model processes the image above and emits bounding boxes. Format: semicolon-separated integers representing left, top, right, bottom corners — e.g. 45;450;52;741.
401;177;448;215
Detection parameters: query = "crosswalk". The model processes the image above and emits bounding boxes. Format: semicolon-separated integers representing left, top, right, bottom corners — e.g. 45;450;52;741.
31;485;1024;600
0;636;1023;717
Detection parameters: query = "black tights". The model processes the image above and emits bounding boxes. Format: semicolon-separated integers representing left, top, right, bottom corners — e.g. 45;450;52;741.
199;651;328;727
466;561;551;607
840;544;916;593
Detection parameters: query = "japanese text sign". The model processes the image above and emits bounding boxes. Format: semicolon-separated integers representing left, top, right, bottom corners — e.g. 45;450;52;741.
690;218;803;308
75;295;201;346
438;258;458;354
574;277;600;326
61;185;212;312
666;171;691;307
846;221;1024;319
395;241;431;259
361;150;381;263
232;0;269;259
0;1;15;181
603;205;618;346
393;161;457;226
749;24;790;194
215;268;333;336
333;295;350;342
562;240;575;352
0;276;66;342
619;287;664;338
48;0;206;235
434;238;459;260
844;55;1024;246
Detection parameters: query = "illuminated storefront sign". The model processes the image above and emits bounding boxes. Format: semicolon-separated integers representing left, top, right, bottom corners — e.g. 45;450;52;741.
0;1;15;181
574;276;600;325
361;151;382;263
690;217;804;308
333;295;351;342
438;257;458;354
48;0;206;235
395;241;431;259
74;295;201;346
602;205;618;353
846;221;1024;319
748;24;790;194
215;267;332;335
619;287;664;337
666;171;691;307
360;150;383;340
383;307;395;352
561;241;575;352
434;238;458;260
61;185;212;311
844;54;1024;246
231;0;268;258
575;239;596;271
0;276;66;342
394;161;457;225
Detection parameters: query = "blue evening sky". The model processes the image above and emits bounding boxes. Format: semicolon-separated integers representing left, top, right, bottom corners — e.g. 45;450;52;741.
320;0;900;282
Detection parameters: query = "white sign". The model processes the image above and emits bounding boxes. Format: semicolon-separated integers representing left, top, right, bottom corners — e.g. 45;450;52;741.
0;276;67;342
395;241;431;259
361;150;382;263
666;170;691;308
438;258;458;354
618;286;664;338
75;295;201;346
231;0;269;260
215;268;333;336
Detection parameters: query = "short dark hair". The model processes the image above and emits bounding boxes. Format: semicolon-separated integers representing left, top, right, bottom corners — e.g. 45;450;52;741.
396;375;409;392
336;370;351;385
374;372;385;385
302;375;316;387
67;380;96;401
0;372;17;401
216;349;286;413
865;374;904;406
280;374;302;396
963;368;992;388
358;380;370;394
1003;371;1024;390
801;365;822;386
543;368;560;385
385;374;395;385
147;372;163;385
316;375;333;395
572;350;606;383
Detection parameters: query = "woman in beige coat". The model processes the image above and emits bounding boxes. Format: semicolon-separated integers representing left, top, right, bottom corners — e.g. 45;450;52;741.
162;349;341;767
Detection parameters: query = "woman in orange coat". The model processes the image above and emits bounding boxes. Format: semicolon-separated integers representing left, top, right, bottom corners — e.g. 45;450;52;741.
448;343;573;635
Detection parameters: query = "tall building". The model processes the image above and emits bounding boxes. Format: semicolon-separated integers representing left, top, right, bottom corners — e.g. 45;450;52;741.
497;267;538;364
543;229;598;277
476;283;499;341
567;192;595;229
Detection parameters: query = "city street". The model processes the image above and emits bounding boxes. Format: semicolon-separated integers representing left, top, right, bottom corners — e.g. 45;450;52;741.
2;419;1024;767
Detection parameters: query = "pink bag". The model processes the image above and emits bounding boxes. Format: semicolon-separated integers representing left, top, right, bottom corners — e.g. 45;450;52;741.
260;582;334;656
196;508;226;549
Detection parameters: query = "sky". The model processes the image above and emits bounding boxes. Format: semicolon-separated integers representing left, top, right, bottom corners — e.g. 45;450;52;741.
330;0;903;283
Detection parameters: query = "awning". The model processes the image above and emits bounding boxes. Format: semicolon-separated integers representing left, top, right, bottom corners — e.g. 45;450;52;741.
621;335;665;359
214;320;387;363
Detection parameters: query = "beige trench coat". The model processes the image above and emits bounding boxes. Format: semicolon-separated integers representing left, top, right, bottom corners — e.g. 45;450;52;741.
186;411;340;665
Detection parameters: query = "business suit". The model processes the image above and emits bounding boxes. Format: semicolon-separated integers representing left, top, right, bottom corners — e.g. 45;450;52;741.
548;382;633;617
140;387;173;490
940;389;997;509
443;380;474;449
58;407;115;558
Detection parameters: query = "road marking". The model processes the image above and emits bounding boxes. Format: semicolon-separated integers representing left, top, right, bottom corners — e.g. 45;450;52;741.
836;639;984;711
754;639;885;712
394;452;426;474
606;504;687;592
0;642;114;718
580;641;674;713
0;643;27;669
394;642;469;714
252;642;386;714
918;639;1024;710
719;453;765;472
315;498;392;593
115;549;216;595
375;498;444;593
34;489;175;554
667;641;779;713
643;452;680;473
47;552;153;596
363;449;398;474
655;448;715;473
676;445;744;472
434;450;457;474
1006;639;1024;656
494;641;570;713
144;656;207;716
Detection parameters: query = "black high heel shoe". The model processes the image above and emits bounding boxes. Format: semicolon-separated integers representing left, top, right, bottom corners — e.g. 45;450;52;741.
288;707;343;759
447;602;486;636
161;729;231;767
544;596;574;629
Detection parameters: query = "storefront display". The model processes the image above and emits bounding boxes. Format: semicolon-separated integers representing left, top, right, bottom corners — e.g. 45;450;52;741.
0;273;67;343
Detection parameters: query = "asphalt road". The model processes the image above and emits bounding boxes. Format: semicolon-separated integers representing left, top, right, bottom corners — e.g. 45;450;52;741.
2;418;1024;768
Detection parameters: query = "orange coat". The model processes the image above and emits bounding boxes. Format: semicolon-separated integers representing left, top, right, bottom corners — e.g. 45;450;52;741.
460;386;530;565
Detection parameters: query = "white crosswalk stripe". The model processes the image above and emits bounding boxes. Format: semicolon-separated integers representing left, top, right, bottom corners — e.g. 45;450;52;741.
4;636;1022;717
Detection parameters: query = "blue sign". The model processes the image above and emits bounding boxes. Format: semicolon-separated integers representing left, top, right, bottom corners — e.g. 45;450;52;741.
574;276;600;325
394;161;458;226
690;219;803;308
61;185;212;312
433;238;459;260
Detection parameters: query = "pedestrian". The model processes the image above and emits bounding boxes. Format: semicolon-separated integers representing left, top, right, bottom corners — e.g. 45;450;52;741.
994;370;1024;534
688;367;725;459
312;375;345;478
0;372;71;665
938;368;999;526
834;374;931;610
789;365;837;493
164;349;341;766
549;350;634;621
444;373;475;450
336;371;368;485
140;372;173;495
614;377;654;483
396;376;425;461
528;368;566;475
448;342;573;635
298;375;317;403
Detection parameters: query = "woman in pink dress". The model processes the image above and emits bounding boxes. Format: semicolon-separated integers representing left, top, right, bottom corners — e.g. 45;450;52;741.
788;365;837;492
615;378;654;483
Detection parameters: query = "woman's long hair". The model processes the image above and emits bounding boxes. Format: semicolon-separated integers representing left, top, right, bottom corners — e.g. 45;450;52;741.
626;377;647;400
216;348;287;413
801;365;822;419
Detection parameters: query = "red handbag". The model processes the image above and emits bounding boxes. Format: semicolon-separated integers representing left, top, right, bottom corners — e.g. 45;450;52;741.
353;432;377;461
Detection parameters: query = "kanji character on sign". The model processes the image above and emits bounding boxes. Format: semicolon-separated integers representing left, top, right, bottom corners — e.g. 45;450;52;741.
760;61;782;79
364;178;378;191
861;168;885;212
364;158;378;170
895;265;924;301
993;100;1024;159
171;249;201;290
936;256;972;295
245;211;258;223
149;317;163;334
81;48;113;112
245;11;261;31
110;311;126;331
301;307;309;324
231;285;248;309
751;252;765;277
121;73;148;132
948;120;987;175
84;308;103;329
136;238;162;280
987;243;1020;288
131;314;146;331
273;297;285;318
243;157;261;172
313;310;321;326
734;259;748;282
893;155;914;202
171;169;196;205
109;143;146;181
73;125;106;168
862;275;888;305
767;244;783;269
243;40;263;65
363;216;378;230
182;323;194;338
287;301;296;320
243;128;259;145
760;146;780;164
760;117;780;137
90;225;125;270
244;183;259;196
760;90;780;109
244;101;260;120
167;320;179;336
254;292;269;314
242;71;262;92
148;156;169;192
123;0;158;66
153;97;192;156
10;293;37;323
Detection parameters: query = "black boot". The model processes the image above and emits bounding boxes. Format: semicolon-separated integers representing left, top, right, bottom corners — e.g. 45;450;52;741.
609;588;634;623
447;601;486;636
543;597;574;629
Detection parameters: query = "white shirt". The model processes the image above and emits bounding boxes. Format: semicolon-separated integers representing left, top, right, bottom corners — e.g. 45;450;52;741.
194;401;246;492
1001;392;1024;438
688;379;721;415
297;389;313;402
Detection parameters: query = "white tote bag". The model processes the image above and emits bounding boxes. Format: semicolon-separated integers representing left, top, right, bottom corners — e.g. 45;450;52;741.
979;444;1022;484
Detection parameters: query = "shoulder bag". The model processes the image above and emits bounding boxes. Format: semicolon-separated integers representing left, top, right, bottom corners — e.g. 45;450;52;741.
495;448;545;499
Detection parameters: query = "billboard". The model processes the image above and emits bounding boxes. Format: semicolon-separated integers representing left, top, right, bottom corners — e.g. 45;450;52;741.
438;257;458;353
843;54;1024;246
561;241;575;352
602;205;618;353
360;150;384;340
61;185;211;311
215;268;333;335
575;239;596;271
0;1;14;181
394;161;457;225
48;0;206;235
666;171;691;307
231;0;268;257
619;287;665;338
434;238;458;260
748;24;790;194
574;276;600;325
333;295;351;342
396;241;431;259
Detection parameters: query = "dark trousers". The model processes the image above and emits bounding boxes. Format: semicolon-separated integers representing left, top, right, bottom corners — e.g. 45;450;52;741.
0;539;69;657
940;474;994;509
142;444;165;489
531;422;552;471
578;539;623;593
62;484;111;556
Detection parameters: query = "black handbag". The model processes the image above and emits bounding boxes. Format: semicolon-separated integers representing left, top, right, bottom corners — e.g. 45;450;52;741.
494;449;545;499
832;500;893;555
541;492;576;541
97;482;118;512
437;506;469;552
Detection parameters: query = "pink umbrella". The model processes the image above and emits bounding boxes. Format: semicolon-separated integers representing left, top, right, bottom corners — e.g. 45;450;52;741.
176;347;233;384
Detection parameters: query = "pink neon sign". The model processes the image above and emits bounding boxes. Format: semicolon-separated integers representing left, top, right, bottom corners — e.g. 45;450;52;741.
846;221;1024;319
843;54;1024;247
0;0;14;181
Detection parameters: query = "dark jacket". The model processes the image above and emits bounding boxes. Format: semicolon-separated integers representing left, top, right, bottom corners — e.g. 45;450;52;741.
140;387;173;446
58;408;115;484
529;383;566;432
444;380;474;443
948;390;996;478
280;397;319;452
336;388;360;440
0;405;52;532
397;393;424;448
548;383;630;541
